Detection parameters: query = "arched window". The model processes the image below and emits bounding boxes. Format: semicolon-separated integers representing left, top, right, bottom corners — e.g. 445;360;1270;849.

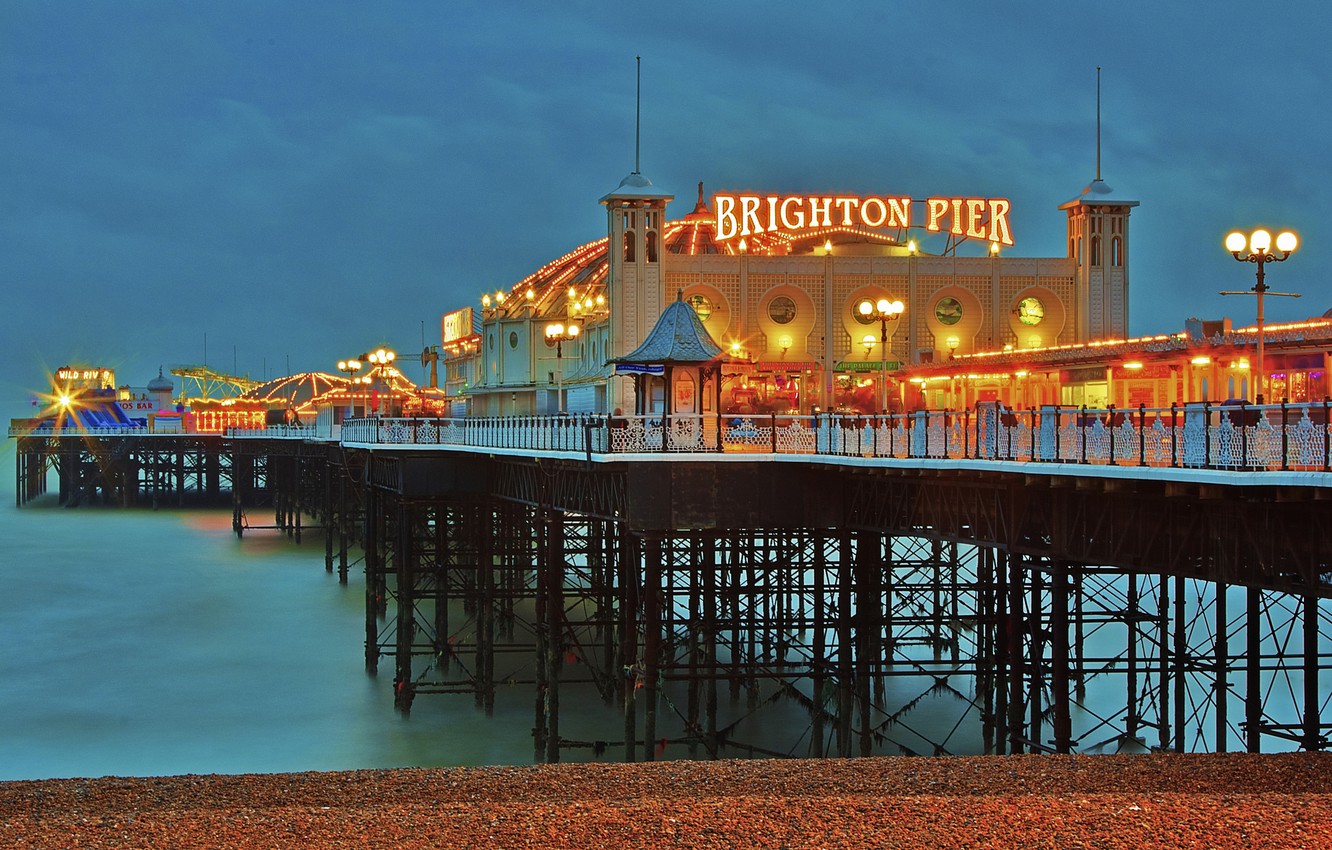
623;230;635;263
1091;235;1101;266
1111;235;1123;267
646;230;658;263
1076;237;1083;266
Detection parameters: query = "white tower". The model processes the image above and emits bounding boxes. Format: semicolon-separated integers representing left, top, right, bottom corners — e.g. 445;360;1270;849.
600;174;673;413
1060;179;1137;340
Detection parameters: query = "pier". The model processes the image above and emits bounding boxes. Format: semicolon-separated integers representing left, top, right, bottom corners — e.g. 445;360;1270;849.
11;406;1332;760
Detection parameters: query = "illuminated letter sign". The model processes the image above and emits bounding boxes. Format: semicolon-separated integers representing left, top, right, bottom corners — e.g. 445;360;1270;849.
441;307;475;343
712;193;1014;246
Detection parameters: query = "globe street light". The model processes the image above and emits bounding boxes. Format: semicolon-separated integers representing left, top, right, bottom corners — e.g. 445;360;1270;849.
544;322;581;414
365;348;396;414
857;297;905;413
336;358;362;420
1221;229;1300;404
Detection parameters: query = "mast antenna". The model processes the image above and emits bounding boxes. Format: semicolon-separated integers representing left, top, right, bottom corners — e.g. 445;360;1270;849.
634;56;641;175
1095;66;1102;182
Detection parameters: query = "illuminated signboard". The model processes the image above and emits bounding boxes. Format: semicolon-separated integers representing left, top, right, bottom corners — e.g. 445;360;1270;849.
441;307;475;344
714;194;1014;246
54;366;115;389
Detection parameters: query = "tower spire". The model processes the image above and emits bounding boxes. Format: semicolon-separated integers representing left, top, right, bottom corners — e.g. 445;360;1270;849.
1095;66;1102;182
634;56;641;175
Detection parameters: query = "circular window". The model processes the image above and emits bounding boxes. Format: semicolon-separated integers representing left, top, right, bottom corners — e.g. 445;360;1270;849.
1016;296;1045;326
688;293;713;321
768;296;796;325
508;331;519;349
487;334;495;351
935;297;963;326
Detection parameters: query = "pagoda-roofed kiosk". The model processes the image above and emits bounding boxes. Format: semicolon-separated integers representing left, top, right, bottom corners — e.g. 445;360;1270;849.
611;292;734;449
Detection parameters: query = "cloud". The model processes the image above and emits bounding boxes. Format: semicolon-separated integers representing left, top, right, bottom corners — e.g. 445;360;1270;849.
2;0;1330;395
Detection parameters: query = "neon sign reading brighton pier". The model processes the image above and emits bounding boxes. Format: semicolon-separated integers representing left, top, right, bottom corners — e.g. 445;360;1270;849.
714;193;1014;246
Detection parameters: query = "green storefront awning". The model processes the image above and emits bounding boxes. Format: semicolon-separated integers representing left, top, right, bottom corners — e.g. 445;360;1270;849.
835;360;901;372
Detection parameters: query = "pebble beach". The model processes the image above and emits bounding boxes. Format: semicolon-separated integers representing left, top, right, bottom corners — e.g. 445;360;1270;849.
3;753;1330;848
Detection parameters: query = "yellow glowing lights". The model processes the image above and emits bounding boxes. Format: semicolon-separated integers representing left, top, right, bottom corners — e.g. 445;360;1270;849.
1227;228;1298;257
1122;361;1143;370
367;349;395;365
714;193;1015;246
858;298;905;320
1191;356;1212;366
545;322;581;341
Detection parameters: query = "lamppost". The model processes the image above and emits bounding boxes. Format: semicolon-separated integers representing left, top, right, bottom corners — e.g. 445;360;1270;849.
1221;229;1299;404
857;297;904;413
366;348;396;414
336;358;362;420
544;322;580;414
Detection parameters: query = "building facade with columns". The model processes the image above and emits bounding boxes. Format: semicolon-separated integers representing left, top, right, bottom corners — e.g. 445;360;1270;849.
457;165;1139;417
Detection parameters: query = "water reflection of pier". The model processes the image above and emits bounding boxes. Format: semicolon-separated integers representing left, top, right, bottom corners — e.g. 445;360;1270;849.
12;409;1331;760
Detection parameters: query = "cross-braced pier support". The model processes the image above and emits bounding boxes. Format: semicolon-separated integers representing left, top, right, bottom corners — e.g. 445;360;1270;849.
337;451;1330;761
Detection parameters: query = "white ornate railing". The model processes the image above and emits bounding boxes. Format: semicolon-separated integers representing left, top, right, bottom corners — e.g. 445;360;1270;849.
335;401;1332;473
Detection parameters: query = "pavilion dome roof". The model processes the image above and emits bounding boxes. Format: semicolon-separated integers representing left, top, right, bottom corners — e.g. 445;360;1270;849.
146;367;173;392
239;372;346;407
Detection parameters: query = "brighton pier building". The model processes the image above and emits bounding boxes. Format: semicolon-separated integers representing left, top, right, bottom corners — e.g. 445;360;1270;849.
447;165;1328;419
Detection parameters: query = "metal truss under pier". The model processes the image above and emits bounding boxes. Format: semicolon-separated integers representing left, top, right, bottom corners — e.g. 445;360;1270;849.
346;450;1331;761
13;433;232;508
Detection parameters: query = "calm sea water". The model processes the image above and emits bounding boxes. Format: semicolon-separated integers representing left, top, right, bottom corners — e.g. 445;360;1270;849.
0;451;542;781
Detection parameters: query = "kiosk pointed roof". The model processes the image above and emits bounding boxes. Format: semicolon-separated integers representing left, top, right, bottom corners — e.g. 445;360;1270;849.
615;292;727;365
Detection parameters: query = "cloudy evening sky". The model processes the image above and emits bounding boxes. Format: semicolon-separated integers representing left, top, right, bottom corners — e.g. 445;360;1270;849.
2;1;1328;398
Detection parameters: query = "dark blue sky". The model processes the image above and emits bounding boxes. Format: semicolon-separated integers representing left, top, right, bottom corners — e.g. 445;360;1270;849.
3;2;1327;397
